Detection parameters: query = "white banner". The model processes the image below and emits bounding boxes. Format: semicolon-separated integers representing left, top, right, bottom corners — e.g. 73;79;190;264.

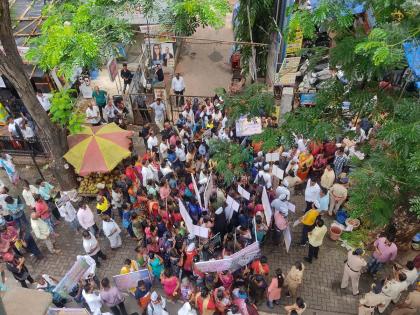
195;242;260;272
272;165;284;179
235;117;262;137
262;187;273;226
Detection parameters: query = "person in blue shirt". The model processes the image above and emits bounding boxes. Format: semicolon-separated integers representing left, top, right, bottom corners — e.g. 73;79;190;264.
122;204;135;238
318;187;330;214
187;198;201;224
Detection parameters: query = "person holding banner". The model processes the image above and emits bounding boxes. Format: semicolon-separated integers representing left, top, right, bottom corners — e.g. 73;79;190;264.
147;291;169;315
135;279;152;309
82;282;103;315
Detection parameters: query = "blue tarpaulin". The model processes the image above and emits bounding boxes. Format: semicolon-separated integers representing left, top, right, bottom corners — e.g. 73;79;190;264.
403;41;420;89
310;0;365;14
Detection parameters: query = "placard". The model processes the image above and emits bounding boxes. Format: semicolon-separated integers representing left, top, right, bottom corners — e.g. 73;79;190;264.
191;174;203;209
283;227;292;253
235;117;262;137
113;269;151;290
261;187;272;226
293;219;301;227
203;174;213;209
272;165;284;179
178;199;209;238
226;196;240;211
237;185;250;200
266;152;279;163
47;308;90;315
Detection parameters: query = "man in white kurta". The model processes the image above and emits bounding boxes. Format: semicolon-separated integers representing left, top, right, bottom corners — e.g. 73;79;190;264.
102;216;122;249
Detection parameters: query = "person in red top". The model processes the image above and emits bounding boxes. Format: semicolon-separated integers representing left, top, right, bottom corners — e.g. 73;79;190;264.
251;255;270;276
125;164;138;186
323;140;337;162
34;195;55;233
308;140;323;157
195;287;216;315
183;243;197;274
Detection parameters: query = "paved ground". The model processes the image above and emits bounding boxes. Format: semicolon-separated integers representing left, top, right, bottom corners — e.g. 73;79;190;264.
174;2;234;97
3;158;413;315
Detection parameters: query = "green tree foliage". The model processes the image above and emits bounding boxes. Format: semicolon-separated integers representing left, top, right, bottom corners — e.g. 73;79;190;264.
26;0;133;80
233;0;276;76
49;89;85;134
277;0;420;240
219;83;275;122
208;139;253;185
160;0;230;36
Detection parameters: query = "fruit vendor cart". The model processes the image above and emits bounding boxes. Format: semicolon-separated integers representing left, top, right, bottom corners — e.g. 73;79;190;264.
63;123;134;196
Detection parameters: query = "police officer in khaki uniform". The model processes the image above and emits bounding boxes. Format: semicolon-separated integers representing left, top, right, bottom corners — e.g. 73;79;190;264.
341;248;367;295
390;281;420;315
358;282;386;315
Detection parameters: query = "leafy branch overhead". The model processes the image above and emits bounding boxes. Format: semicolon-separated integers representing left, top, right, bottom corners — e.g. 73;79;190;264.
160;0;231;36
208;139;252;185
219;83;276;122
49;89;85;134
26;0;133;80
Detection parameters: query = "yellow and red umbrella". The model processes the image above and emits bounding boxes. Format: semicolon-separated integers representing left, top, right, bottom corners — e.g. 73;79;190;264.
64;123;134;176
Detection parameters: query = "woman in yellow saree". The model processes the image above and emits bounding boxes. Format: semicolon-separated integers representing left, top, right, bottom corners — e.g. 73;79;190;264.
297;150;314;181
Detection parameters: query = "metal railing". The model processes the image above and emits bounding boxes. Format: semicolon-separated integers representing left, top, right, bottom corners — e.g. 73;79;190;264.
0;136;49;157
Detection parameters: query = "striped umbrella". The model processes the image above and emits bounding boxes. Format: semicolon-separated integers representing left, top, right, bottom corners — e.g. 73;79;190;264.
64;123;133;176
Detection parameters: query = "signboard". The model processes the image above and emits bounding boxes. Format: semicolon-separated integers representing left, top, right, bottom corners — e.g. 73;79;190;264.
262;187;272;226
53;258;90;296
225;196;240;222
235;117;262;137
113;269;151;290
272;165;284;179
107;58;118;82
191;174;203;209
195;242;261;272
265;152;279;163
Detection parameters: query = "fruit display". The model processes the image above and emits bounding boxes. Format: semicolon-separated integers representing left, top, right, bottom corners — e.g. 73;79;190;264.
78;171;120;195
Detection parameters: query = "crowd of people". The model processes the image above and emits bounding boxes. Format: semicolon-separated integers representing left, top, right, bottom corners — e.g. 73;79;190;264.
0;91;419;315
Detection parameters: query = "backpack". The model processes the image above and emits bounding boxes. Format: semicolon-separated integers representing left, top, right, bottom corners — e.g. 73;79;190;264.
257;173;266;186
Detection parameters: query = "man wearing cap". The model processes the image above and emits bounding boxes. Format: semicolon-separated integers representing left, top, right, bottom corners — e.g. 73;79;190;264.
147;291;168;315
390;281;420;315
358;282;386;315
378;273;409;313
304;217;327;263
276;179;290;201
254;164;272;189
328;177;348;216
341;249;367;295
271;193;289;217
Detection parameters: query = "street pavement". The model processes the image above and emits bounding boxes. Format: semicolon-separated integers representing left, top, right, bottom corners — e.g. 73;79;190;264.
1;164;401;315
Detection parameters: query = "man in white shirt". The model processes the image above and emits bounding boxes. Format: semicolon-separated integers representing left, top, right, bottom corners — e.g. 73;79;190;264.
85;102;101;126
304;178;320;212
149;99;166;131
175;140;186;165
171;73;185;106
36;90;51;111
7;117;24;138
254;164;272;189
82;230;107;267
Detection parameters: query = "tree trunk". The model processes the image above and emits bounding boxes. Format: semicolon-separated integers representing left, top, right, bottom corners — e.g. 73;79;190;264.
0;0;76;190
390;207;420;251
